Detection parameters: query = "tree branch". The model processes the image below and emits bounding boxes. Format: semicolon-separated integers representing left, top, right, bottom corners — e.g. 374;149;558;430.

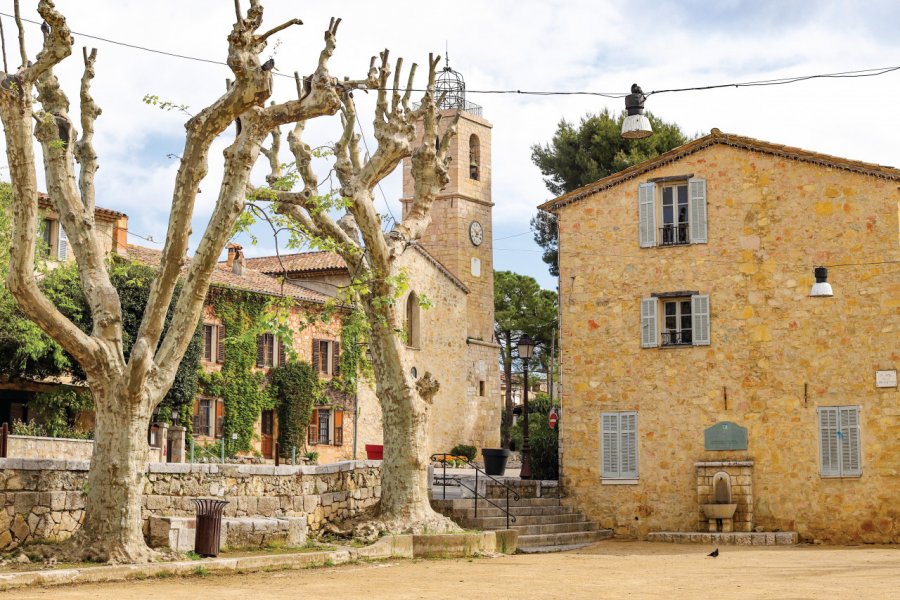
258;18;302;42
13;0;26;68
74;47;100;213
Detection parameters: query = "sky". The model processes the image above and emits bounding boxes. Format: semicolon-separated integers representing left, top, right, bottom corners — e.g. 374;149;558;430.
3;0;899;291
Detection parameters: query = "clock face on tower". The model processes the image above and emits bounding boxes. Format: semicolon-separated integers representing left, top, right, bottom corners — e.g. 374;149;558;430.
469;220;484;246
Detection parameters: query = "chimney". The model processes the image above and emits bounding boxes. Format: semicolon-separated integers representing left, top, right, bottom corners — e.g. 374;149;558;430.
227;243;244;275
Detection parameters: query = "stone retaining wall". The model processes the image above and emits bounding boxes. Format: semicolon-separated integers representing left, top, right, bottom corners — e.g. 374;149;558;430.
0;458;381;551
6;435;94;461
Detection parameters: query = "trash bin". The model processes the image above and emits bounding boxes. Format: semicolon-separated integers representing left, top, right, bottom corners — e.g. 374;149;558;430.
193;498;228;557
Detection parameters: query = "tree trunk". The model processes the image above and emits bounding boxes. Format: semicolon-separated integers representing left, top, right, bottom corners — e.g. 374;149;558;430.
70;385;155;563
363;300;457;534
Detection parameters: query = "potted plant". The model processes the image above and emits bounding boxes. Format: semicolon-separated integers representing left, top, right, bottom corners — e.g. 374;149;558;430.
481;448;511;476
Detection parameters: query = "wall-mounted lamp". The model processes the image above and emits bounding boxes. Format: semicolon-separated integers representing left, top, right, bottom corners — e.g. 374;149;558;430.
621;83;653;139
809;266;833;297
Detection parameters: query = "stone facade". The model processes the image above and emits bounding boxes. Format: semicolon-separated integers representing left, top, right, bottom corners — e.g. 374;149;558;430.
0;457;381;551
6;435;94;462
544;131;899;543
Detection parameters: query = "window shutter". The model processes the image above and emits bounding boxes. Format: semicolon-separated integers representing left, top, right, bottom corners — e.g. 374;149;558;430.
256;335;265;368
332;341;341;377
203;325;213;361
278;338;286;366
640;297;658;348
56;223;68;260
312;339;320;372
215;399;225;438
308;408;318;445
601;413;620;478
691;294;711;346
818;407;840;476
217;326;225;364
334;410;344;446
638;183;657;248
620;412;638;479
688;178;707;243
839;406;861;476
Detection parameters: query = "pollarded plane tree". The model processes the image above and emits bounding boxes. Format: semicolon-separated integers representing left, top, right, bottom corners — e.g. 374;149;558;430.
0;0;382;563
251;51;461;537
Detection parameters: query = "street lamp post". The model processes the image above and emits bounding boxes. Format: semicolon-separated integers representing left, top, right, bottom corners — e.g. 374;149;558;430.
517;334;536;480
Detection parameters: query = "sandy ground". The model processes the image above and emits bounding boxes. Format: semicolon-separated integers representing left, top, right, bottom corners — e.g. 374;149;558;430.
2;541;898;600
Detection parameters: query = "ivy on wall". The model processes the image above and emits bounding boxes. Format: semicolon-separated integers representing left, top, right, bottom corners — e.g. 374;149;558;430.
270;361;321;456
331;306;369;396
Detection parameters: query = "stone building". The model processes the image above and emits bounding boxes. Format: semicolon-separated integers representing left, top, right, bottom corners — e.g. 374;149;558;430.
540;129;899;543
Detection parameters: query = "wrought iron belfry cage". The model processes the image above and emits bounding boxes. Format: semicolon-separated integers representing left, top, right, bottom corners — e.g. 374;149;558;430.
421;57;482;117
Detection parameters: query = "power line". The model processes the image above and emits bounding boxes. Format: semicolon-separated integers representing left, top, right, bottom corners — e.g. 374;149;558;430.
2;13;898;98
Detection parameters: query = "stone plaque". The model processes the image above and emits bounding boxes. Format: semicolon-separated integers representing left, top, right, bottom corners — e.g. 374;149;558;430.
875;370;897;388
704;421;748;451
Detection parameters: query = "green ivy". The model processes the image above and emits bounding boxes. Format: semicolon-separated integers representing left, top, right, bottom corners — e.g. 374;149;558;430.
270;361;321;457
331;306;369;395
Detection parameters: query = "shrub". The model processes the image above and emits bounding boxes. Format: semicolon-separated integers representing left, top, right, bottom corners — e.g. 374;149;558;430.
450;444;477;461
509;395;559;480
270;361;321;458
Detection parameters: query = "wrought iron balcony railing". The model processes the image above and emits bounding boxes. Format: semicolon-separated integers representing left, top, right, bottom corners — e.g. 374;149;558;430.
659;224;689;246
661;330;692;346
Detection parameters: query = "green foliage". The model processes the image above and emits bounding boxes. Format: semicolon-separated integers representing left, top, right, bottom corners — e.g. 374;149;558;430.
270;361;321;456
332;306;369;395
530;109;692;275
16;388;94;438
510;393;558;480
450;444;477;461
303;450;319;465
142;94;191;116
203;291;275;453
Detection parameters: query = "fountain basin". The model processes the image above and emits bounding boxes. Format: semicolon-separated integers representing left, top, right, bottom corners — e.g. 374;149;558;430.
701;503;737;520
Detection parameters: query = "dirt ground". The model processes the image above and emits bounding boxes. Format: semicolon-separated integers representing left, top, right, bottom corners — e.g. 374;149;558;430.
2;541;898;600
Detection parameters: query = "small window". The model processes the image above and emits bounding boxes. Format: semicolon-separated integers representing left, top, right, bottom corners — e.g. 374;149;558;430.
479;381;486;397
195;398;213;437
405;292;420;348
56;222;68;261
203;324;215;361
312;339;340;375
818;406;862;477
40;218;52;255
601;411;638;480
256;333;276;367
641;294;710;348
469;134;480;180
638;178;707;247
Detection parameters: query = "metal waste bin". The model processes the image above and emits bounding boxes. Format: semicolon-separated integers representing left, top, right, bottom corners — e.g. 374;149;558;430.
193;498;228;557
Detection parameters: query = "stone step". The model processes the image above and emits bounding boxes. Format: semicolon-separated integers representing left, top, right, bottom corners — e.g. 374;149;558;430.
431;497;561;510
517;542;597;554
516;529;613;550
441;505;579;519
510;521;600;536
453;512;588;529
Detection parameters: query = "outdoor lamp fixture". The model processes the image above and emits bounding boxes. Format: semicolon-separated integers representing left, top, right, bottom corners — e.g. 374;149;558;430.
621;83;653;139
809;266;834;297
517;334;537;480
171;408;179;423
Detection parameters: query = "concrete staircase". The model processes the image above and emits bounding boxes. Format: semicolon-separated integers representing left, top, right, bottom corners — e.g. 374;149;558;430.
432;480;612;553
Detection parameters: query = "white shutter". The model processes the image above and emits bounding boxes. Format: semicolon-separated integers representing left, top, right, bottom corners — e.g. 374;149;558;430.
641;297;658;348
56;223;68;261
818;407;840;476
601;413;620;479
619;412;638;479
638;183;656;248
839;406;861;476
688;177;707;243
691;294;710;346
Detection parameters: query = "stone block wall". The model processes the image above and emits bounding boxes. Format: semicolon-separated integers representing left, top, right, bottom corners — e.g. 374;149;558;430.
696;461;753;532
0;458;381;551
6;436;94;461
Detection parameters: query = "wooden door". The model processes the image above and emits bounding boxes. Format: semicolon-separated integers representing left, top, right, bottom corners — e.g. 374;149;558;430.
261;409;275;458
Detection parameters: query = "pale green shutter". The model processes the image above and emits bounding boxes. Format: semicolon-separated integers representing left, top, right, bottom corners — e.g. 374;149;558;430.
641;297;658;348
638;183;656;247
691;294;710;346
688;178;707;243
839;406;861;476
56;223;68;261
601;413;620;479
620;412;638;479
818;407;840;476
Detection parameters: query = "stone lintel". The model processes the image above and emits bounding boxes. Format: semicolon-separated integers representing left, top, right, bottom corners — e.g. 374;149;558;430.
694;461;755;467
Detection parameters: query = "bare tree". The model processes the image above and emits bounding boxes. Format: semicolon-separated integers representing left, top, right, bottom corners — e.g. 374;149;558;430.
255;51;460;535
0;0;363;562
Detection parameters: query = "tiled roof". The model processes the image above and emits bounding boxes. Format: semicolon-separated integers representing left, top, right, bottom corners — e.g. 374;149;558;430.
126;244;331;304
37;194;127;220
539;128;900;212
244;251;347;274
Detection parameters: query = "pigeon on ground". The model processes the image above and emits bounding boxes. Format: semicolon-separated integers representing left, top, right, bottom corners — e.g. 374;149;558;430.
708;548;719;558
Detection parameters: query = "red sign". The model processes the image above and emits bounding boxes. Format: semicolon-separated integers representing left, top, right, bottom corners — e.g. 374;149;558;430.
548;407;559;429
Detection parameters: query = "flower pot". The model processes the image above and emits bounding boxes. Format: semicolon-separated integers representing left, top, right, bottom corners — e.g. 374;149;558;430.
481;448;511;476
365;444;384;460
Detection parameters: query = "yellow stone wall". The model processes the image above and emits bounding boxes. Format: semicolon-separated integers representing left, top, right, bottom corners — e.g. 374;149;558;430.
555;143;899;543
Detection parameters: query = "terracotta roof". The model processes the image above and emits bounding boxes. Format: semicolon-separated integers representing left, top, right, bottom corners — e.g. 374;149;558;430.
126;244;331;304
539;128;900;213
244;251;347;274
37;194;127;220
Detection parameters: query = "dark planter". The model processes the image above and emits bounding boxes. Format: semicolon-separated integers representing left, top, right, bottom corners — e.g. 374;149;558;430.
481;448;511;476
365;444;384;460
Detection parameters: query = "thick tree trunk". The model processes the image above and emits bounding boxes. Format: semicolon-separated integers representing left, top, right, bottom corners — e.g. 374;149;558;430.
69;385;155;563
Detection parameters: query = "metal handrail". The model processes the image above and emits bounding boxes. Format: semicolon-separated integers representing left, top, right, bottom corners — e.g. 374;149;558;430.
430;453;521;529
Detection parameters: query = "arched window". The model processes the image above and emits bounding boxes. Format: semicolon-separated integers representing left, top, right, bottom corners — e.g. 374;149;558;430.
469;134;480;180
405;292;420;348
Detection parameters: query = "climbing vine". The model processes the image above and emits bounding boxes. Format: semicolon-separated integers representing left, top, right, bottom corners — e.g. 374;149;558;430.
270;361;321;457
331;305;369;396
